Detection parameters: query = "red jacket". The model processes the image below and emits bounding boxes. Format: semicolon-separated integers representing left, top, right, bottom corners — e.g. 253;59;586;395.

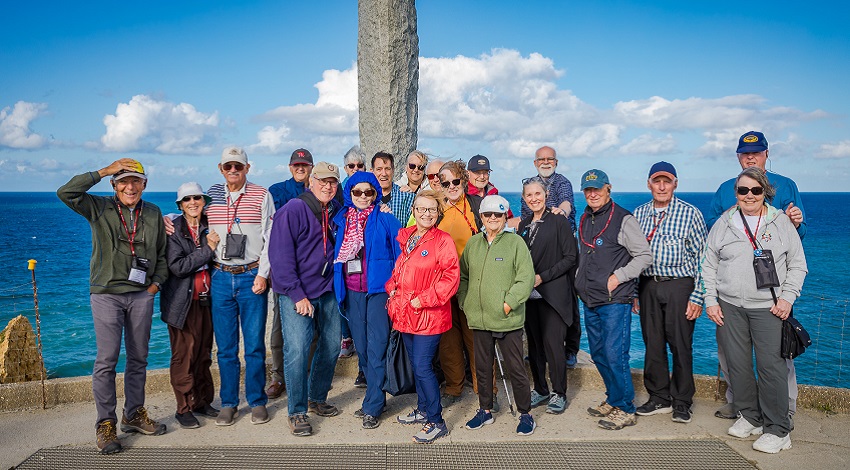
385;226;460;335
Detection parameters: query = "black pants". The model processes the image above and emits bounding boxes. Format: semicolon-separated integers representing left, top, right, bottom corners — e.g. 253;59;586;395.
638;276;696;407
472;328;530;414
525;299;567;396
565;296;582;356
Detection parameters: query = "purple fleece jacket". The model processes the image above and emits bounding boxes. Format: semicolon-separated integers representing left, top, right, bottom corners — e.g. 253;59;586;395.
269;196;335;302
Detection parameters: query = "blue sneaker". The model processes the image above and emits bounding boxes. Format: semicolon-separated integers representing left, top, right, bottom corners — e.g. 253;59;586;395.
397;409;427;425
464;409;494;430
516;413;536;435
530;390;549;408
566;353;578;369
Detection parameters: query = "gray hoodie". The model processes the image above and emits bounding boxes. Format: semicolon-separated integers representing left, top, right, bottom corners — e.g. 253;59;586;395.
703;204;807;309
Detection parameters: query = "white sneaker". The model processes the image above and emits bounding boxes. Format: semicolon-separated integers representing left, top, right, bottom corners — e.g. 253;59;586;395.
728;416;764;438
753;433;792;453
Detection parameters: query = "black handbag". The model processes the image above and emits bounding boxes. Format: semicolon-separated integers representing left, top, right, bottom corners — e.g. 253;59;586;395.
739;211;780;289
382;329;416;396
781;313;811;359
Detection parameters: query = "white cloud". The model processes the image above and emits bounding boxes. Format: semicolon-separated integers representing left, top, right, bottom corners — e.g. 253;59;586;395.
0;101;48;149
619;133;678;155
818;140;850;159
101;95;220;154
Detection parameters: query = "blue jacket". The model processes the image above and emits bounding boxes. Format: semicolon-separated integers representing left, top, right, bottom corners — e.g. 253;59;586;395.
269;177;307;211
333;172;403;306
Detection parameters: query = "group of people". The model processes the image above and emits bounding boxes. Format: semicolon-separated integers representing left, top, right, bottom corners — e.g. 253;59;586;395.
58;130;806;454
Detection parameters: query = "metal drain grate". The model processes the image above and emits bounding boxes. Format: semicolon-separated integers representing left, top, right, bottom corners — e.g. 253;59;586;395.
17;439;755;469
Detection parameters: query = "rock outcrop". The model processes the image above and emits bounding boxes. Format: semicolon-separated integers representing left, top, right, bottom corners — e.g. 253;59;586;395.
0;315;45;383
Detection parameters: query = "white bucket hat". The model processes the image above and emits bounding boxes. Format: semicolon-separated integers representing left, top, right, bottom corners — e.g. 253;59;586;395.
175;182;212;208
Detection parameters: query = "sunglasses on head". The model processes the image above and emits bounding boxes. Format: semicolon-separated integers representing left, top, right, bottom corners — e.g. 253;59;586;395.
737;186;764;196
481;212;505;219
408;163;426;171
222;162;245;171
440;178;462;188
181;195;204;203
351;188;376;197
347;163;365;169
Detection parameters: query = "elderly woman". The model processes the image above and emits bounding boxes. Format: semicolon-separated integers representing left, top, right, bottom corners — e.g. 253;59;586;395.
400;150;429;193
160;182;221;428
459;195;536;435
517;177;577;415
386;190;460;443
704;166;807;454
338;145;367;361
332;171;402;430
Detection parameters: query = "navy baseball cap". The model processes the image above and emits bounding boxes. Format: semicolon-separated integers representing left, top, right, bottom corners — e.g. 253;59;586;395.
737;131;768;154
467;154;491;171
648;161;677;180
580;169;610;190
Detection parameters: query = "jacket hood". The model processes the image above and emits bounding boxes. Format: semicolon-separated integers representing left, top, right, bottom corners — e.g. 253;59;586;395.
724;203;782;225
342;171;382;209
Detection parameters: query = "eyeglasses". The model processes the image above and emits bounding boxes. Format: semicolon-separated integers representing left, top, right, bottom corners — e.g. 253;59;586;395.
440;178;462;188
351;188;376;197
347;163;365;170
222;163;245;171
481;212;505;219
408;163;426;171
426;173;440;181
313;177;339;188
736;186;764;196
415;206;439;214
181;195;204;203
535;157;556;163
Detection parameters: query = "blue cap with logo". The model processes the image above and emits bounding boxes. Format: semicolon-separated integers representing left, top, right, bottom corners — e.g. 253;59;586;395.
580;169;610;190
467;154;491;172
648;161;677;180
736;131;768;154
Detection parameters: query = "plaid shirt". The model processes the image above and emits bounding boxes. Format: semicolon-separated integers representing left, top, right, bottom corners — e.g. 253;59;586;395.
633;195;707;306
384;183;415;227
520;172;576;232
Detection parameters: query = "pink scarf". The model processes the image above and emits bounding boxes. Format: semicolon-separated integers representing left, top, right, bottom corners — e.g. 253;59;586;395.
335;205;376;263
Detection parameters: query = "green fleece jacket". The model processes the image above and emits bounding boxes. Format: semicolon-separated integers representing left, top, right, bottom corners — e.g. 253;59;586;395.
459;231;535;332
58;171;168;294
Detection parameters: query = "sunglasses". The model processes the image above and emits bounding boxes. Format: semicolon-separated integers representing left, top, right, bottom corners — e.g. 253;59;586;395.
351;188;376;197
408;163;426;171
222;163;245;171
737;186;764;196
426;173;440;181
481;212;505;219
347;163;365;170
181;195;204;203
440;178;462;188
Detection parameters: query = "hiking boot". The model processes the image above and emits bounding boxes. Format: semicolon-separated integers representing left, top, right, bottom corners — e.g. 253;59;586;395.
672;404;692;424
354;371;367;388
193;404;219;418
464;409;494;430
728;416;763;438
215;407;237;426
266;380;285;399
546;394;567;414
636;398;672;416
715;402;738;419
121;406;166;435
362;414;379;429
516;413;537;436
598;408;637;430
397;409;427;425
753;433;792;454
308;400;340;417
251;405;270;425
354;408;366;418
440;392;461;408
340;337;356;358
413;421;448;444
530;389;549;408
96;420;122;454
587;400;614;417
175;411;200;429
566;352;578;369
289;414;312;436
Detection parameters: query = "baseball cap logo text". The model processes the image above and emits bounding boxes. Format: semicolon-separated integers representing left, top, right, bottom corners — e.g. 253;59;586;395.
743;135;759;143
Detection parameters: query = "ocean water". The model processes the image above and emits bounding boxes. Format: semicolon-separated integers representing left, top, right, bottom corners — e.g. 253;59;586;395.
1;191;847;388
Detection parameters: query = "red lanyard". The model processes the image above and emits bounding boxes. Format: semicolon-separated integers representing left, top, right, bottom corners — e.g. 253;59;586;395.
645;210;667;242
741;210;763;250
188;223;210;290
322;206;329;254
449;196;478;235
116;200;142;257
226;192;243;234
579;202;615;251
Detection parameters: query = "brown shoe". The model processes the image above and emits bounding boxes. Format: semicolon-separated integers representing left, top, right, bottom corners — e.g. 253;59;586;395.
216;406;238;426
266;380;286;399
598;408;637;430
251;405;270;425
308;400;340;417
587;400;615;418
289;414;312;436
121;406;167;436
96;420;122;454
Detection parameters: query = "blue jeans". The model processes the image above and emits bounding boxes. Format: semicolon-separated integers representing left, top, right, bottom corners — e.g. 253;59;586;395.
211;268;268;408
584;303;635;414
402;332;443;424
345;291;390;417
279;291;341;416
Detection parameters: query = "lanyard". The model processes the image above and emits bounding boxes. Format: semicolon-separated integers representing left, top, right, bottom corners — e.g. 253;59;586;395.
740;209;763;251
645;210;667;242
188;223;210;293
116;200;142;257
322;206;329;254
449;196;478;235
226;192;243;234
579;202;615;251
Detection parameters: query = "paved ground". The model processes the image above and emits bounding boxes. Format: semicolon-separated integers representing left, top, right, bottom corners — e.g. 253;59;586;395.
2;366;849;470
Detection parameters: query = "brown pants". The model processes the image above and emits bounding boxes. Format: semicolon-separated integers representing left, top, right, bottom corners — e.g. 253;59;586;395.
439;297;477;396
168;300;215;414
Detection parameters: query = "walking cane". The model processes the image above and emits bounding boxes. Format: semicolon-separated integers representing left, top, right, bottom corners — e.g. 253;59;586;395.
494;343;516;417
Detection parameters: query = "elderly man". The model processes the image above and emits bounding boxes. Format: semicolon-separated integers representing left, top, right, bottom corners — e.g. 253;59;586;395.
466;154;514;218
372;151;415;225
207;146;275;426
269;162;343;436
58;158;168;454
706;131;805;422
632;162;707;424
265;148;315;399
575;169;652;431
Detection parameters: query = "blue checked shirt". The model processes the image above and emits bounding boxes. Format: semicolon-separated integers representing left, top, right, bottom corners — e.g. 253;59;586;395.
633;195;708;306
384;183;415;227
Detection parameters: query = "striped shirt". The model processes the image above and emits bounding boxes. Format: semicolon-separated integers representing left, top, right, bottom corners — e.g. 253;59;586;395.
206;181;275;277
633;195;707;305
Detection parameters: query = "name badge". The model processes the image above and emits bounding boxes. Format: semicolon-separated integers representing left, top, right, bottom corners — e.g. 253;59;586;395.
346;258;363;274
129;256;149;284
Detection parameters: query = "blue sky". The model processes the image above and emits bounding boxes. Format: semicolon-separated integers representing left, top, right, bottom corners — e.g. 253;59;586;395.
3;0;849;193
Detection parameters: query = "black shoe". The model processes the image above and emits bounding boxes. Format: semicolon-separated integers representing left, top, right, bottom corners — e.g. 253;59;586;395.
354;408;365;418
354;371;367;388
362;414;379;429
636;398;672;416
672;404;692;423
193;404;220;418
175;411;200;429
